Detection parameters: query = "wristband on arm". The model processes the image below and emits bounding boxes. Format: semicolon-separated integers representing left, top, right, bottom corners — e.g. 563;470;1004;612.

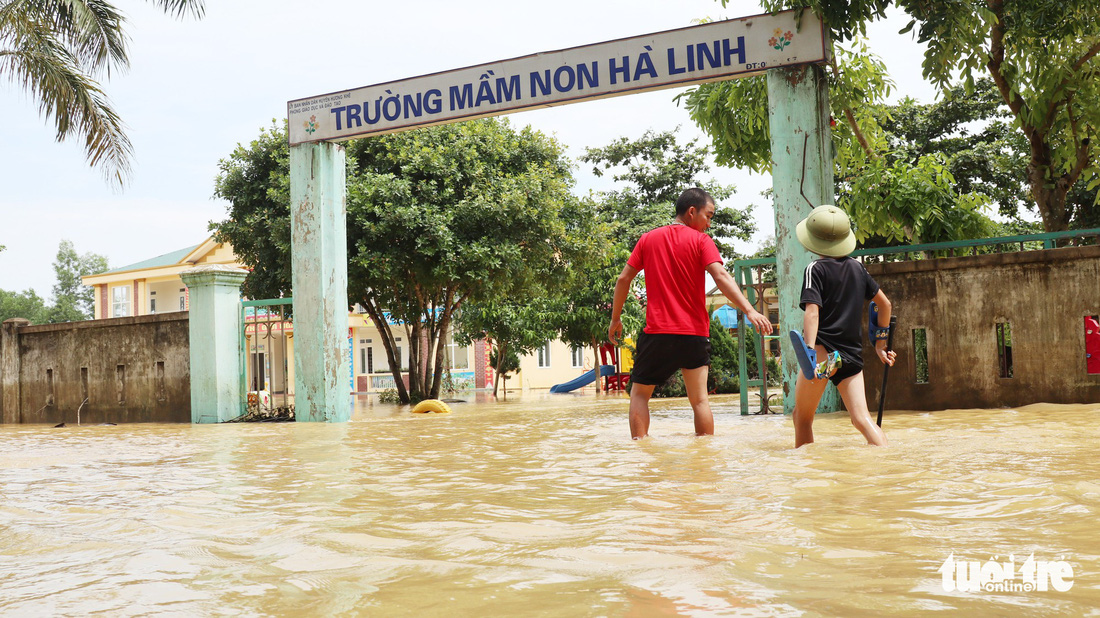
869;301;890;342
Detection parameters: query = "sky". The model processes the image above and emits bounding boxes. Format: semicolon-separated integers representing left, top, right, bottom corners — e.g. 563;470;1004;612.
0;0;934;300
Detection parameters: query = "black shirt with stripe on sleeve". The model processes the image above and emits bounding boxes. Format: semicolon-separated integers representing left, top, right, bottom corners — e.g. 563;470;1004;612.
799;257;880;367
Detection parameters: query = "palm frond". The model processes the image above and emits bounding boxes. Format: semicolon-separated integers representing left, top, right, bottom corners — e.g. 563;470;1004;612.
1;15;132;186
0;0;205;188
1;0;128;76
147;0;204;19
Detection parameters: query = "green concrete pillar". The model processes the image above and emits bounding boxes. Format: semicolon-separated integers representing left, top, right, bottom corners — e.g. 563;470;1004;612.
767;64;839;415
181;265;249;423
289;142;351;422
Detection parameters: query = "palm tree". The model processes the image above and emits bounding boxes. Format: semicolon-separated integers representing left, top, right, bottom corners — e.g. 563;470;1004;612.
0;0;204;187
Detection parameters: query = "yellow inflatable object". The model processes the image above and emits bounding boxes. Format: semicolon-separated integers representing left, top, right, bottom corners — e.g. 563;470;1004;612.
411;399;452;414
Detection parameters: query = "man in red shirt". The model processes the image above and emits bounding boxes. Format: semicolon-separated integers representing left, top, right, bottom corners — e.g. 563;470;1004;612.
608;188;773;439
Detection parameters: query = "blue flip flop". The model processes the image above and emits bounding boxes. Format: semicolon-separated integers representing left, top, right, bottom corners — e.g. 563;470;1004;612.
790;330;841;380
790;330;818;380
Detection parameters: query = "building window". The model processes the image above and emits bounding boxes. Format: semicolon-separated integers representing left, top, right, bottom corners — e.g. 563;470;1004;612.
571;346;584;368
179;288;187;311
913;328;929;384
111;286;130;317
445;335;469;370
537;341;551;368
996;322;1013;378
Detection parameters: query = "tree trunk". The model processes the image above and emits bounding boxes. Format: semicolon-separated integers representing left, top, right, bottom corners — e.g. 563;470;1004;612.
408;320;424;400
1027;155;1072;233
430;308;453;400
360;296;410;403
492;340;508;397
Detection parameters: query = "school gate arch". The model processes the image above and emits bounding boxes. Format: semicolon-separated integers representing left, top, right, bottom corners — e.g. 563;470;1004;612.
286;9;833;421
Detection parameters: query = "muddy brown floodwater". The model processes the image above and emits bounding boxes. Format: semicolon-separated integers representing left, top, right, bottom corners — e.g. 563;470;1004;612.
1;392;1097;616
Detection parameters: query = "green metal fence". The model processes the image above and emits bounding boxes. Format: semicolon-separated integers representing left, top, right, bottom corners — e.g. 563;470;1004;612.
729;227;1100;415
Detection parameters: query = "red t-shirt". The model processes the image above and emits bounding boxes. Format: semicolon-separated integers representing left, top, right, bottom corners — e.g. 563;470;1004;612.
628;224;723;337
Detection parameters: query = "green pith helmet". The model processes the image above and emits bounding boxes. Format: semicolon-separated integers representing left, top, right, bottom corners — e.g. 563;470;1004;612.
796;204;856;257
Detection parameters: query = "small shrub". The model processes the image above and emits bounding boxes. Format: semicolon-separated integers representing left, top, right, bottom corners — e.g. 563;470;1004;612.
711;372;740;394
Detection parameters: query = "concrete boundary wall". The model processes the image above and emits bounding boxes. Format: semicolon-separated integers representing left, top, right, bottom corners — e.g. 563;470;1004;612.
0;312;190;424
862;245;1100;411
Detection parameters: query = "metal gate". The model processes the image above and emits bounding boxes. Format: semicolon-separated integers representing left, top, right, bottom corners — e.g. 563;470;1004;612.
240;298;294;420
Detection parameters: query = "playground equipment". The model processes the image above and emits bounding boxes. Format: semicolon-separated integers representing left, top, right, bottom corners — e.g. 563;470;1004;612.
599;343;631;391
549;365;615;393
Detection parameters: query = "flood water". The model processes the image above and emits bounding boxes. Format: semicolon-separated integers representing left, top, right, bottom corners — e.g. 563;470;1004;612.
1;393;1098;616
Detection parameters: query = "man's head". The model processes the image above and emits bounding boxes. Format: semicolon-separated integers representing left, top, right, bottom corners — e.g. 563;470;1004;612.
796;204;856;257
674;187;715;232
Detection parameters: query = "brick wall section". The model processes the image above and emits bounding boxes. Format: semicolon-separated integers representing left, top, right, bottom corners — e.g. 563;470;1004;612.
474;339;487;388
0;312;191;424
861;245;1100;411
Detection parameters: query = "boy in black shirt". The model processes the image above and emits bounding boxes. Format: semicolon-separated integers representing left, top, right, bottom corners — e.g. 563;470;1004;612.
792;205;895;448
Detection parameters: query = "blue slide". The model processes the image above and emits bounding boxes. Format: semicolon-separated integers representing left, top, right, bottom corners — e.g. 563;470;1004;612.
550;365;616;393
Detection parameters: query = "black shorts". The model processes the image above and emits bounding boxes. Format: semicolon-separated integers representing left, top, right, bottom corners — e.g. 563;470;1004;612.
630;332;711;386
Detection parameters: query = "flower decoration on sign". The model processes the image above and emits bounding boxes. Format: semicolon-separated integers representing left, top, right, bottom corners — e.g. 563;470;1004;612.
770;27;794;51
303;114;318;135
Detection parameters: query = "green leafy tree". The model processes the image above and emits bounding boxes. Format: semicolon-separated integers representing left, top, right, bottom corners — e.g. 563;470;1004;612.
898;0;1099;233
344;120;587;403
681;32;996;244
488;346;521;397
214;118;586;404
0;288;49;324
1;0;205;186
874;80;1029;223
211;122;292;302
713;0;1099;234
455;299;557;397
580;128;755;255
48;239;108;322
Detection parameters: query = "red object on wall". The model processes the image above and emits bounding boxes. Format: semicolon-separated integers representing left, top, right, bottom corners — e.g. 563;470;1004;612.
1086;316;1100;375
484;341;494;387
99;285;107;319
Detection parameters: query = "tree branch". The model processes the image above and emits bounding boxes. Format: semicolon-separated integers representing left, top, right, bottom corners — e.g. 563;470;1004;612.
1059;97;1091;191
829;58;876;159
985;0;1030;129
1072;40;1100;73
1041;40;1100;134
